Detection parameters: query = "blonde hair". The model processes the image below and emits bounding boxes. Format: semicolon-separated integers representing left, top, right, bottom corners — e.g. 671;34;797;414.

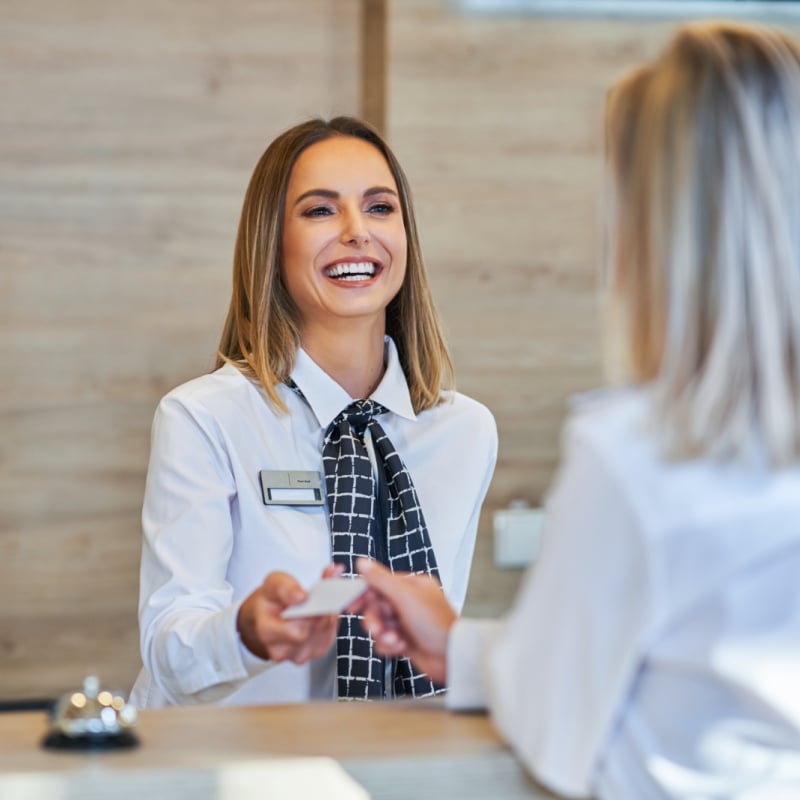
216;117;454;413
605;21;800;466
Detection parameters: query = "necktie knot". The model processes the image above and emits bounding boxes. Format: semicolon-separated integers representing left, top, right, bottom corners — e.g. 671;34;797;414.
337;399;387;439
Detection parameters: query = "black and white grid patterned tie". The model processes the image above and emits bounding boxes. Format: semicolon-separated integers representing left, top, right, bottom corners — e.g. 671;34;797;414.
293;388;442;700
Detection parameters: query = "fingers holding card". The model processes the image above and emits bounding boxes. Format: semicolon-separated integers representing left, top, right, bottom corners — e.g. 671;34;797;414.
281;576;367;619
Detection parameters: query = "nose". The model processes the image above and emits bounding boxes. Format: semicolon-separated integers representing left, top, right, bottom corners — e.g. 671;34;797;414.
341;208;369;247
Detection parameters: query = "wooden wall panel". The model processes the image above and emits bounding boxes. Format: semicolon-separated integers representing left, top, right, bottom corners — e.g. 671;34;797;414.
388;4;681;615
0;0;359;701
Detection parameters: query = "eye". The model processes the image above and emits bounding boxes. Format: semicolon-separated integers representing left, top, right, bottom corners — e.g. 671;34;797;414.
302;205;334;218
367;201;395;215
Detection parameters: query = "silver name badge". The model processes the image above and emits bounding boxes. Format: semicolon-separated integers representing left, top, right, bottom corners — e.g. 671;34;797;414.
259;470;324;506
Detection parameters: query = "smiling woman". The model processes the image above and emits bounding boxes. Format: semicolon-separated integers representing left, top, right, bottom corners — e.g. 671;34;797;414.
129;117;498;708
281;136;408;390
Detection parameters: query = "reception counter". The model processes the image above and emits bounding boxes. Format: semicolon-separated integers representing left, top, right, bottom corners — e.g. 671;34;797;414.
0;699;564;799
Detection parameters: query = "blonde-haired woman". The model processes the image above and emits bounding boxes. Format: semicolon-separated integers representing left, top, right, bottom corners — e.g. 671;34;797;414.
131;117;497;708
356;22;800;799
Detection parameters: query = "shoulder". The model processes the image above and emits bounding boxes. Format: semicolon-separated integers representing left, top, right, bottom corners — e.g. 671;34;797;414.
156;363;267;424
559;388;800;543
556;388;661;525
411;391;498;469
563;387;650;459
428;391;497;439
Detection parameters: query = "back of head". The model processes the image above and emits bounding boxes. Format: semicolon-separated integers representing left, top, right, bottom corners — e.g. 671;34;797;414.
605;21;800;466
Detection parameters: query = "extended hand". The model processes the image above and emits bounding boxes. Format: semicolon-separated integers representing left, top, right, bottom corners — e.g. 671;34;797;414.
354;558;457;684
236;564;343;664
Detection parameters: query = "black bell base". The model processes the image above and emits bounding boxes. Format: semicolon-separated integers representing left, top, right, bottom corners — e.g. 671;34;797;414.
42;730;140;751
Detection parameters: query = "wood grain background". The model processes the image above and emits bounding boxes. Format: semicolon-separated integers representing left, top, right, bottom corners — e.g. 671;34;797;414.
3;1;793;701
1;0;360;700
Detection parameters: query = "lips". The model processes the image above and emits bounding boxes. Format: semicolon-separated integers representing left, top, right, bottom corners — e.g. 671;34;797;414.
324;261;380;282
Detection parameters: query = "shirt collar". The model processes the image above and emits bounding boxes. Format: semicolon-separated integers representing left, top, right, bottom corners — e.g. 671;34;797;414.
290;336;417;429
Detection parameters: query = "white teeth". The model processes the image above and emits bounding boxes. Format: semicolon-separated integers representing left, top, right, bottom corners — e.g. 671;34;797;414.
325;261;377;279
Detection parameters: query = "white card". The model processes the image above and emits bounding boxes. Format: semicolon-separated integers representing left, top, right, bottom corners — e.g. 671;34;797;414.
281;576;367;619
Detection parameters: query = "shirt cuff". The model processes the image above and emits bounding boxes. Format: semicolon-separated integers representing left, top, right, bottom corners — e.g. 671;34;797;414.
196;601;273;687
176;602;273;705
445;618;501;710
232;601;277;679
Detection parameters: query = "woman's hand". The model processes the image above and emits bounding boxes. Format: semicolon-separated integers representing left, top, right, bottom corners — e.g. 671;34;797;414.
236;564;343;664
352;558;457;684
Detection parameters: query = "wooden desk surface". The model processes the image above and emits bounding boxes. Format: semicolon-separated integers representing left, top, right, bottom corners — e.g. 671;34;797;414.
0;700;561;799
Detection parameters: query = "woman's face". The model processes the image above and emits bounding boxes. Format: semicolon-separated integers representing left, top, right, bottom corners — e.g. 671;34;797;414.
281;136;408;333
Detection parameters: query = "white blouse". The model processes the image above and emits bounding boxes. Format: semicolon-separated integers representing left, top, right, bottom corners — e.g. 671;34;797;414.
447;389;800;800
131;338;497;707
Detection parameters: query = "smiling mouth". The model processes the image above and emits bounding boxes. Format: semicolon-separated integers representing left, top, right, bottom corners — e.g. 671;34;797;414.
324;261;379;282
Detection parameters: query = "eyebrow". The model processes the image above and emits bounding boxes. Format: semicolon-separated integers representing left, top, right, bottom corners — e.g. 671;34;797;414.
292;186;398;206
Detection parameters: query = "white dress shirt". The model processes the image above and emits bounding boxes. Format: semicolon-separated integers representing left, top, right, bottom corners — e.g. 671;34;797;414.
131;337;497;708
447;389;800;800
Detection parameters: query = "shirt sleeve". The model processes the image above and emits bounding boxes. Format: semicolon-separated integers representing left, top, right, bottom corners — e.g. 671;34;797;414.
451;419;657;799
138;395;271;705
448;407;499;612
446;618;502;709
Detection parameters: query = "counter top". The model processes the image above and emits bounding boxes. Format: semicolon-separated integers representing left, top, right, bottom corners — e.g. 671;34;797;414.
0;699;562;798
